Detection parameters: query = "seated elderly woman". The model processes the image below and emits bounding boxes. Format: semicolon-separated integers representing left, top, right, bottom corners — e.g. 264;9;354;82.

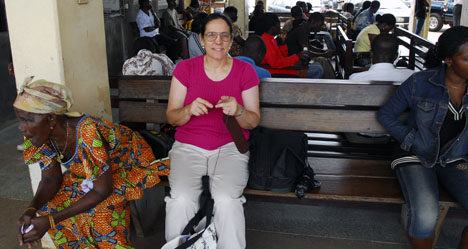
14;77;169;249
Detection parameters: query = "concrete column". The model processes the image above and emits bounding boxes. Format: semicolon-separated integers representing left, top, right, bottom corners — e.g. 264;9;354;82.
5;0;111;248
461;0;468;26
6;0;111;120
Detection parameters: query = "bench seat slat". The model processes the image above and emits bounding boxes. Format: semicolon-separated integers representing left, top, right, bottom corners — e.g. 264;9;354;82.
309;157;394;177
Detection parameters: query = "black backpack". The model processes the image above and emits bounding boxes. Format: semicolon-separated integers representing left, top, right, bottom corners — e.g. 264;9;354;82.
140;130;174;159
248;127;320;197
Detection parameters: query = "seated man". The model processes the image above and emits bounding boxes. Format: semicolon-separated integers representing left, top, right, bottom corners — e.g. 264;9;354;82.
282;6;306;34
353;0;380;34
350;33;414;82
286;12;336;78
162;0;188;58
342;2;355;20
260;13;323;78
235;35;271;79
136;0;178;62
122;37;175;76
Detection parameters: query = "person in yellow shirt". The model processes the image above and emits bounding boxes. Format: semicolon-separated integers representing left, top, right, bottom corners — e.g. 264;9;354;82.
355;14;396;53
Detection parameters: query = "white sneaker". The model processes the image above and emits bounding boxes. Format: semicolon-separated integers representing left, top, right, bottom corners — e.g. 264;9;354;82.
17;144;24;152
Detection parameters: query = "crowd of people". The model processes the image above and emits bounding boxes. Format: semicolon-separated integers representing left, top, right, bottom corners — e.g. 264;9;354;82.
13;0;468;249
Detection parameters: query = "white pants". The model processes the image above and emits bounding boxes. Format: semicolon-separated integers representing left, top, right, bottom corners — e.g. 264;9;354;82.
165;141;249;249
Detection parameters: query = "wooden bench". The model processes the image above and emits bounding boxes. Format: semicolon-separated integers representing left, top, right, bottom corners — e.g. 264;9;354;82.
115;75;459;248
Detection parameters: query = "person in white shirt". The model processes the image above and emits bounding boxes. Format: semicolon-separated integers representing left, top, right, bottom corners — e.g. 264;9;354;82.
122;37;175;76
136;0;178;62
350;33;414;82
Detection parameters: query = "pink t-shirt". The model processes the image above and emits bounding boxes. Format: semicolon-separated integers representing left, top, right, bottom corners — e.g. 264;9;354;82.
172;55;260;150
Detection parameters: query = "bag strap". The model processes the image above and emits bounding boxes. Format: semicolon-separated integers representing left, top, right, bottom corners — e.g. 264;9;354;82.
223;114;249;154
175;176;215;249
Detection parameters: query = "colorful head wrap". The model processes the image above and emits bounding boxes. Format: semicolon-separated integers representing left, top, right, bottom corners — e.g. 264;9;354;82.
13;76;81;116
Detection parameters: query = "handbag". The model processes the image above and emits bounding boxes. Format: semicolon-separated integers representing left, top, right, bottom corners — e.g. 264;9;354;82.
161;175;217;249
248;126;320;197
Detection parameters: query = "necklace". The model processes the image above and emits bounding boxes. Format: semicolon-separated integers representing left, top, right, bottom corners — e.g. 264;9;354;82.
51;119;69;160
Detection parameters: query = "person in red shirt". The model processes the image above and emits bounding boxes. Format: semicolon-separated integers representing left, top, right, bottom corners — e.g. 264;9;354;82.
260;13;323;78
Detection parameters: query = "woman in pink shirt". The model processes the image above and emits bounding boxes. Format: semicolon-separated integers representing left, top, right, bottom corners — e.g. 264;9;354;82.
165;13;260;249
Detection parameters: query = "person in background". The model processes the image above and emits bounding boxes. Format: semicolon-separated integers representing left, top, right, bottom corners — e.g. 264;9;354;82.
249;3;265;35
184;0;201;30
378;26;468;249
342;2;355;20
286;12;336;78
15;78;169;249
296;1;309;19
236;35;272;79
163;0;188;59
415;0;429;36
185;0;201;18
165;13;260;249
188;12;208;58
122;37;175;76
353;0;380;33
282;6;306;34
224;6;245;57
355;14;396;53
350;33;414;81
260;13;323;78
353;0;371;23
307;2;313;13
136;0;178;62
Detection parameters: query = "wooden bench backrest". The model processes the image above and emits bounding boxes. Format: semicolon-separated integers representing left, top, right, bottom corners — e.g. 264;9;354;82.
118;77;400;133
394;27;435;70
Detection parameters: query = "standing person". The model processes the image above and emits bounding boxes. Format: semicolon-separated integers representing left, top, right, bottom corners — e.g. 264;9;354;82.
378;26;468;249
223;6;245;57
136;0;178;62
14;78;169;249
415;0;429;36
260;13;323;78
165;13;260;249
353;0;371;23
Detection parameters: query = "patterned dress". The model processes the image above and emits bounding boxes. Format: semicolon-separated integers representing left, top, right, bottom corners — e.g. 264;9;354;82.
23;115;170;249
229;24;243;57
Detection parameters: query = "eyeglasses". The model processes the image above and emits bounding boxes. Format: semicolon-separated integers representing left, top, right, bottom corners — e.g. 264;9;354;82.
204;32;231;42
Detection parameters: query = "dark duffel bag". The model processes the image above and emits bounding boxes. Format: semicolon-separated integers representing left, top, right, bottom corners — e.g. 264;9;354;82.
248;126;319;197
